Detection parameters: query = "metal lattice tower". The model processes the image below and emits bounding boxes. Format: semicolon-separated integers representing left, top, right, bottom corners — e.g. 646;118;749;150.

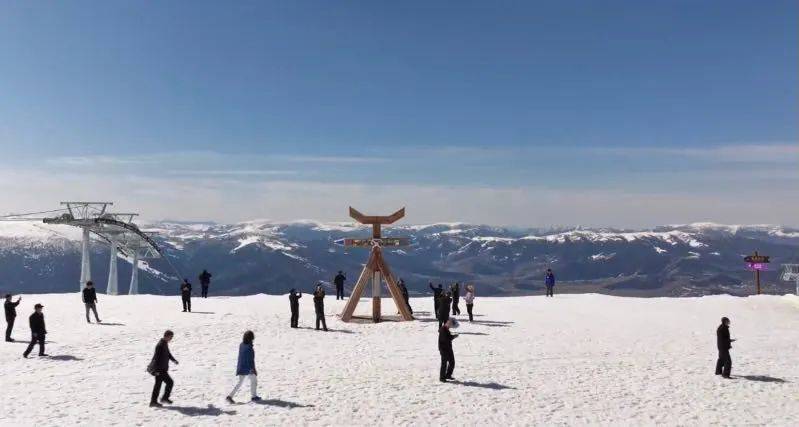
41;202;163;295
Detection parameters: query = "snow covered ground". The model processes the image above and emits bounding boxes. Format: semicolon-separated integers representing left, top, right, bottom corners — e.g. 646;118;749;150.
1;293;797;426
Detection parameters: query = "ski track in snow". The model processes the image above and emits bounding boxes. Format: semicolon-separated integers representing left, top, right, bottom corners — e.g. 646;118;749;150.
1;294;798;426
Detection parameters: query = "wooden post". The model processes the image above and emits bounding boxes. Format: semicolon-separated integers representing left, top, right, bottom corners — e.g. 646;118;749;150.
755;269;761;295
372;269;382;322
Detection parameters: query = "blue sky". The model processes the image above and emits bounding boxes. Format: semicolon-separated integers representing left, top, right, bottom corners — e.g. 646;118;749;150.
0;1;796;227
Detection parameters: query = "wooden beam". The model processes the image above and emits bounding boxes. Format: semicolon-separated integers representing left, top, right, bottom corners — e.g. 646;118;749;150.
376;249;414;321
340;248;377;322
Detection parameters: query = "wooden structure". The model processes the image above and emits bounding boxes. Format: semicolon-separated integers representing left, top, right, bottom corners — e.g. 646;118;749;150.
340;207;414;323
744;251;770;295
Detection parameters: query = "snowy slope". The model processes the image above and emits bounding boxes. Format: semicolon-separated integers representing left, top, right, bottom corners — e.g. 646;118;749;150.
1;293;797;426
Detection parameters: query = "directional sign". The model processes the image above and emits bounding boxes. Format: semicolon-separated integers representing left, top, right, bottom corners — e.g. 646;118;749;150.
343;238;410;248
744;255;770;264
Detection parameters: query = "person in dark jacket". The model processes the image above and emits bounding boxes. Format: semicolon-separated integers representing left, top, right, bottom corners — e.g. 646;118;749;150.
545;269;555;297
451;283;461;316
289;289;302;328
23;303;47;358
226;330;261;403
715;317;735;378
438;318;458;382
438;292;452;328
399;279;412;315
429;282;443;315
313;284;328;331
5;294;21;342
147;330;178;407
82;281;101;323
334;271;346;300
180;279;192;312
199;270;212;298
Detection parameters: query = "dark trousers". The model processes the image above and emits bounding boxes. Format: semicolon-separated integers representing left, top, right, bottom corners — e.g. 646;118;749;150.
201;285;209;298
466;303;474;322
715;349;732;377
433;300;439;315
181;296;191;312
315;312;327;331
438;313;449;328
23;333;45;357
336;285;344;300
440;350;455;380
546;285;554;297
452;298;460;315
151;372;174;403
290;308;299;328
5;317;14;340
404;296;413;314
85;303;100;322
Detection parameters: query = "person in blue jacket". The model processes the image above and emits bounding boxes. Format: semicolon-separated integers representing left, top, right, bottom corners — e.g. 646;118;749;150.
545;269;555;297
226;330;261;403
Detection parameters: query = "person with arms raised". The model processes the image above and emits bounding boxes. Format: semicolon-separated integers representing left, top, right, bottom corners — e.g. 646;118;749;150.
4;294;21;342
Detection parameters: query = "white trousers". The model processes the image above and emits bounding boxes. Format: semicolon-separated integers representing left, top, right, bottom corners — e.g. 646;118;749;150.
229;374;258;398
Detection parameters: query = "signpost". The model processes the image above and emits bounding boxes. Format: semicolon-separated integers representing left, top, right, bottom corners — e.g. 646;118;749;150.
744;251;770;295
339;207;413;323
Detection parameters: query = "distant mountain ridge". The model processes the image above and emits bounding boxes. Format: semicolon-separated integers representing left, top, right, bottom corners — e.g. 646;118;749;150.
1;220;797;297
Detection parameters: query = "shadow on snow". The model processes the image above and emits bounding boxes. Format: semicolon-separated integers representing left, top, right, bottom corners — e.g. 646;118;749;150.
159;404;236;416
737;375;788;383
449;380;516;390
252;398;315;409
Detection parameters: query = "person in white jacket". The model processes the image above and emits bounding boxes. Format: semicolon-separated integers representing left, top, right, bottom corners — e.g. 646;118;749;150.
463;285;475;322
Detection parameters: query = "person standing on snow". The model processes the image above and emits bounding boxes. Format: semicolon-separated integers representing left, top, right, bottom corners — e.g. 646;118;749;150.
226;330;261;403
289;289;302;328
463;285;475;322
313;283;328;331
715;317;735;378
333;271;346;300
23;303;47;358
147;330;179;407
438;318;458;382
4;294;21;342
545;269;555;297
199;269;212;298
180;279;192;312
451;282;461;316
438;291;452;328
399;279;412;315
82;281;101;323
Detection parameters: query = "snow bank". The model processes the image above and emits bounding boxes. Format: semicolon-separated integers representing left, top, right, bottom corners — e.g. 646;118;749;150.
0;294;797;426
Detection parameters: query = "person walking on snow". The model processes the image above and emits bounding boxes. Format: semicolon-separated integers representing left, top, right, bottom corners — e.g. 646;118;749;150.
23;303;47;358
5;294;21;342
147;330;179;407
438;318;458;382
464;285;475;322
399;279;413;315
451;282;461;316
199;269;212;298
545;269;555;297
334;271;346;300
180;279;192;312
82;281;101;323
313;283;328;331
715;316;735;378
289;289;302;328
226;330;261;403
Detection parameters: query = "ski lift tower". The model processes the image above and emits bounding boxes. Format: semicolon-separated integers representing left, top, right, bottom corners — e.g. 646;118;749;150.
43;202;163;295
782;264;799;296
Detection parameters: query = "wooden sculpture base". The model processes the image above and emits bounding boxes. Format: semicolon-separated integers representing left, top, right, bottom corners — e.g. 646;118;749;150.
340;246;414;323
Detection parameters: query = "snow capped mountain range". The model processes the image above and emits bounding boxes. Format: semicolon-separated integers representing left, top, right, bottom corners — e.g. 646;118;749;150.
0;220;797;297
